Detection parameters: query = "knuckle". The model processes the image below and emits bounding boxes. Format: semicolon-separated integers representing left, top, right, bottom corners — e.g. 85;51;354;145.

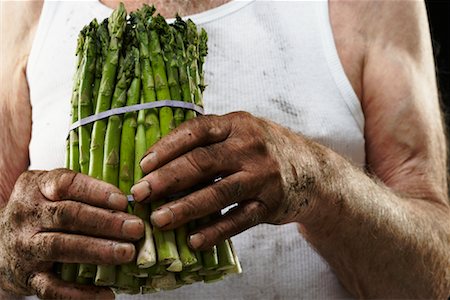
43;169;76;200
39;282;54;300
206;221;229;245
229;110;252;120
210;180;242;209
186;147;215;173
52;202;79;230
178;198;201;220
245;201;268;224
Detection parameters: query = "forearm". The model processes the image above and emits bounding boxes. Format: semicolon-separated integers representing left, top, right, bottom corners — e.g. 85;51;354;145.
296;145;450;298
0;106;30;208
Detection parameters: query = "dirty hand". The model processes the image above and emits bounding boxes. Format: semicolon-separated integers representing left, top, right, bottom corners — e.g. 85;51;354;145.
133;112;325;250
0;169;144;299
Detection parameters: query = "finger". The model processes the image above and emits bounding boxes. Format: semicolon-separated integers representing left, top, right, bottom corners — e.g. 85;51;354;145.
29;272;114;300
29;232;136;265
38;169;128;211
132;140;240;202
139;114;232;174
188;200;268;250
41;201;144;241
150;172;255;229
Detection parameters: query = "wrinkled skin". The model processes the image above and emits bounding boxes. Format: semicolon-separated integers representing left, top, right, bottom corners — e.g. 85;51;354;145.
0;169;144;299
133;112;324;250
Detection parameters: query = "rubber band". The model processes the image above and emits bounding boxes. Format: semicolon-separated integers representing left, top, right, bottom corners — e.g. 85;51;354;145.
69;100;204;132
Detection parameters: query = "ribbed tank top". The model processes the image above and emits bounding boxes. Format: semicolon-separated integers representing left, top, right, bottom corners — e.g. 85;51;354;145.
26;1;364;298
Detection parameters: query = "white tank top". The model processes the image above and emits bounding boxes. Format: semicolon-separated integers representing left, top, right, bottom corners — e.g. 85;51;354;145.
27;1;364;298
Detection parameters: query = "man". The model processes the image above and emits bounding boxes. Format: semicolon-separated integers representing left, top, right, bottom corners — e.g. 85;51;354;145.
0;0;449;298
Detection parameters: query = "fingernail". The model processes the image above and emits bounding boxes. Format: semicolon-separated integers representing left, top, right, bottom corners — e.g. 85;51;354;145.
151;207;174;228
108;193;127;210
114;243;135;263
189;233;206;249
122;219;144;239
130;180;151;202
140;152;158;173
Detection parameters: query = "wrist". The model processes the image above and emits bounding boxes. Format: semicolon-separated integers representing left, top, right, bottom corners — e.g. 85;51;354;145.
288;140;348;233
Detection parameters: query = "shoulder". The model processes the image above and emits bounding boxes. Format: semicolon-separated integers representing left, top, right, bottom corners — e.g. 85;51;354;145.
1;1;44;73
332;1;447;204
329;0;431;100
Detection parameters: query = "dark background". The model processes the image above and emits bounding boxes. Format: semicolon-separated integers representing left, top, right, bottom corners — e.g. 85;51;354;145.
425;0;449;180
426;0;450;131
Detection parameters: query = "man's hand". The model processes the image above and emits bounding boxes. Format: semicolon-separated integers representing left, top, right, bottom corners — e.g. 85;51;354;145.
132;112;321;250
0;169;144;299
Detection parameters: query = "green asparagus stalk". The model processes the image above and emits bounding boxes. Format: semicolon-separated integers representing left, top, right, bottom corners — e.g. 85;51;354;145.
134;202;157;268
134;95;147;181
203;272;224;284
96;47;135;287
185;19;204;108
61;27;86;282
185;221;203;272
172;17;196;120
155;15;199;269
198;216;219;271
198;28;208;94
217;239;236;271
119;46;141;194
78;19;97;175
155;15;184;126
131;8;160;148
147;8;182;270
103;48;135;185
223;239;242;275
92;19;110;112
147;12;175;137
133;6;180;269
76;20;98;280
151;200;181;270
88;3;126;180
91;4;127;286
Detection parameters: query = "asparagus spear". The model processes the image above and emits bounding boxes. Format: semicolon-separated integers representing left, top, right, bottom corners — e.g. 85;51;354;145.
91;4;127;286
92;19;109;113
151;200;181;270
95;47;135;287
198;28;208;94
88;3;126;180
61;27;86;282
75;20;99;280
155;15;198;269
133;6;181;269
172;17;196;120
134;202;157;268
145;10;174;137
155;15;184;127
203;272;224;284
77;19;97;175
103;47;135;185
131;7;160;148
217;239;236;271
119;46;141;195
185;19;204;108
134;94;147;182
147;8;182;270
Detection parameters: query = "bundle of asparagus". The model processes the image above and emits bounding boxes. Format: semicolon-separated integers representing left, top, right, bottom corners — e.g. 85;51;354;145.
62;3;241;294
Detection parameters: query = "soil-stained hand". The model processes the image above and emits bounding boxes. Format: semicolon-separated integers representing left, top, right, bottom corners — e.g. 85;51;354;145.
134;112;323;250
0;169;144;299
